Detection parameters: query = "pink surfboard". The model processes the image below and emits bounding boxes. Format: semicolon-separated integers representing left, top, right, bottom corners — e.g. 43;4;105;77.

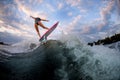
39;21;59;41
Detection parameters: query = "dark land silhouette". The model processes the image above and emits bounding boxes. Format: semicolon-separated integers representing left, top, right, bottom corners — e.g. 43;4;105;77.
0;42;9;45
88;33;120;46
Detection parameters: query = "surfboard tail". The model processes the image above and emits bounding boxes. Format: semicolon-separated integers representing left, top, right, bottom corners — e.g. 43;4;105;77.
39;36;47;42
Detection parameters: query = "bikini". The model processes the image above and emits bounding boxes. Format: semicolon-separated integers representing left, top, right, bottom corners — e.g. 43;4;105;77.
35;18;41;25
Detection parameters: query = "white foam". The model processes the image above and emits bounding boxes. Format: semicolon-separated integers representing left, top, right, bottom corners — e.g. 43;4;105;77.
0;39;40;53
57;33;120;80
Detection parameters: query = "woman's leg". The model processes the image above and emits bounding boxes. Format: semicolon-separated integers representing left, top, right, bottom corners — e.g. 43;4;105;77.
34;24;41;38
38;21;49;29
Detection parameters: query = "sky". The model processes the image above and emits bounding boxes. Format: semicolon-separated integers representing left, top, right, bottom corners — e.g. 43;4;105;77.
0;0;120;43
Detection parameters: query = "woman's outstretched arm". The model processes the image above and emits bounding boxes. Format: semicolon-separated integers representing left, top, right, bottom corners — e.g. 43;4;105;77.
30;16;36;19
41;18;49;22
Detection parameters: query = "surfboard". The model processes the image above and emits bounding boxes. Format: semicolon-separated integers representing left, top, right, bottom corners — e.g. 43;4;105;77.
39;21;59;42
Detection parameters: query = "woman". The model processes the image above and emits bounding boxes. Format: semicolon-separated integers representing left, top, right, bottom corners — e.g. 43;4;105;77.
30;16;49;38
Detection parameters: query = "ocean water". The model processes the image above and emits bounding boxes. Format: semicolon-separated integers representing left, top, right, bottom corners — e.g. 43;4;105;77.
0;34;120;80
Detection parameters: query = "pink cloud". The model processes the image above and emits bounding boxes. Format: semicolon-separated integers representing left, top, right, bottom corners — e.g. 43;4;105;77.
95;0;115;31
46;4;55;12
117;0;120;19
97;22;107;31
100;0;114;20
0;21;34;38
81;25;91;34
65;15;82;32
58;3;63;9
14;0;47;19
68;12;73;16
0;20;4;24
66;0;82;7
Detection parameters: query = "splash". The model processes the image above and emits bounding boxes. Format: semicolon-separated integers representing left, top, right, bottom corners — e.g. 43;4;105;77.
55;33;120;80
0;34;120;80
0;39;39;53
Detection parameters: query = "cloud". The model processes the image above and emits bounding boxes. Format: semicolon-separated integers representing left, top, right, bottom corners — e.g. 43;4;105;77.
117;0;120;19
11;21;33;32
66;0;82;7
0;23;34;38
97;22;107;31
68;12;73;16
29;0;43;4
0;20;4;24
80;9;87;13
65;15;81;32
46;3;55;12
80;25;91;34
0;0;28;25
94;0;115;31
100;0;114;20
65;0;87;12
58;3;63;9
14;0;47;18
79;0;117;38
37;0;43;4
0;32;23;43
0;2;17;19
14;0;33;16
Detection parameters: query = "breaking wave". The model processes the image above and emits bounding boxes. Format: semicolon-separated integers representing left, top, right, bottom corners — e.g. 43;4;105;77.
0;34;120;80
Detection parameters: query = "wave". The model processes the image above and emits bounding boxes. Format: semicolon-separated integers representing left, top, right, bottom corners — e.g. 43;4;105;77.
0;35;120;80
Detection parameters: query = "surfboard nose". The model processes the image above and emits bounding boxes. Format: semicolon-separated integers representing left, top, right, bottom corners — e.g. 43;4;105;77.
53;21;59;26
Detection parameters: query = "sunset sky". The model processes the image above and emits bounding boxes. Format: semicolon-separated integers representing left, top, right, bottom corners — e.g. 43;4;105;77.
0;0;120;43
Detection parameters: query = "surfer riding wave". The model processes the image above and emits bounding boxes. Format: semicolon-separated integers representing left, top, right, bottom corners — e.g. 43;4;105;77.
30;16;49;38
